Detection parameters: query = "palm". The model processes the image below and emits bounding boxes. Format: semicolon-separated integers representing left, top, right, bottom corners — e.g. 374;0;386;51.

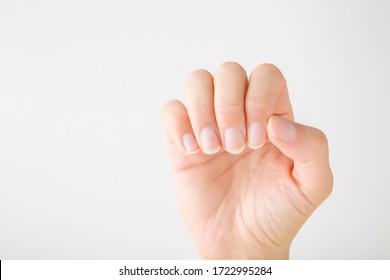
169;142;314;259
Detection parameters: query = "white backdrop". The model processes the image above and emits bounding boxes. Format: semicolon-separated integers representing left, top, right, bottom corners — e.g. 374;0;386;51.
1;0;389;259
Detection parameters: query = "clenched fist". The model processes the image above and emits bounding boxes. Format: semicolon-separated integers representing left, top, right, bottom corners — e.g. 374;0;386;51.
162;62;333;259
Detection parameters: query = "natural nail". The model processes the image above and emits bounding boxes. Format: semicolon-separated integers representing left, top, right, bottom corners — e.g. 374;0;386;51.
200;127;221;154
248;123;266;149
183;132;200;154
269;116;296;142
224;127;246;154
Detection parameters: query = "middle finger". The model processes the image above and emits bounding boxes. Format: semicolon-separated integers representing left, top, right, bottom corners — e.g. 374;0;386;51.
214;62;248;154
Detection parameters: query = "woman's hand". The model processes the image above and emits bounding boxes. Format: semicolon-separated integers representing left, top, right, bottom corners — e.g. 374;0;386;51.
162;62;333;259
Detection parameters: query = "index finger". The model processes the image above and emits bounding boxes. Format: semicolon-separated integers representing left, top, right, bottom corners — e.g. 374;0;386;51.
245;64;293;149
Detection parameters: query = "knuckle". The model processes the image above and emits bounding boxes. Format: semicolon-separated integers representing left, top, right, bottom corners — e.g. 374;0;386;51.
163;99;181;110
250;63;286;83
302;127;329;163
306;127;328;152
244;99;268;117
186;69;212;84
215;102;243;114
215;61;245;74
317;129;329;150
308;128;329;159
317;130;333;198
161;99;184;116
191;104;214;114
253;63;280;74
245;96;268;106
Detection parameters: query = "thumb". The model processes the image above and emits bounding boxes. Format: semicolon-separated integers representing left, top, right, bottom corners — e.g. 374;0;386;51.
267;116;333;205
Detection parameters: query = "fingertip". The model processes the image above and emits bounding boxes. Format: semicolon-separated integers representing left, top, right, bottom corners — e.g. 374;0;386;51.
267;116;297;143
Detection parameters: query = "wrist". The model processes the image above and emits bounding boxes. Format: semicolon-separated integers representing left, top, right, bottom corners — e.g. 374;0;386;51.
198;244;290;260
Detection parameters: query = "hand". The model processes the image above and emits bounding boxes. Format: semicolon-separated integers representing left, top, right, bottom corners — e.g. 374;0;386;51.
161;62;333;259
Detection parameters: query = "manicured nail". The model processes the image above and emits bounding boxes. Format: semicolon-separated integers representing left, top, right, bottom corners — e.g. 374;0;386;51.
224;127;246;154
248;123;266;149
183;133;200;154
269;116;296;142
200;127;221;154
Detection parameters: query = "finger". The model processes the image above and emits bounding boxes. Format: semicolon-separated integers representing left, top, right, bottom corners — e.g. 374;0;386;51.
161;99;200;155
185;69;221;155
246;64;293;149
214;62;248;154
267;116;333;205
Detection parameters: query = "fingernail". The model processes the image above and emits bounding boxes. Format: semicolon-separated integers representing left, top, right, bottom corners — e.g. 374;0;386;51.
183;133;200;154
200;127;221;154
248;123;266;149
224;127;246;154
269;116;296;142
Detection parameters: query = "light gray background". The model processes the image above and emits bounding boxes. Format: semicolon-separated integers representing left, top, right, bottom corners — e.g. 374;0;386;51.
1;0;389;259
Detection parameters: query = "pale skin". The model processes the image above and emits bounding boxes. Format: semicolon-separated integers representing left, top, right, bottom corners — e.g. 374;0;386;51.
161;62;333;259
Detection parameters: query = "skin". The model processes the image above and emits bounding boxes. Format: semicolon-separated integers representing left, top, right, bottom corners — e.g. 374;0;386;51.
161;62;333;259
